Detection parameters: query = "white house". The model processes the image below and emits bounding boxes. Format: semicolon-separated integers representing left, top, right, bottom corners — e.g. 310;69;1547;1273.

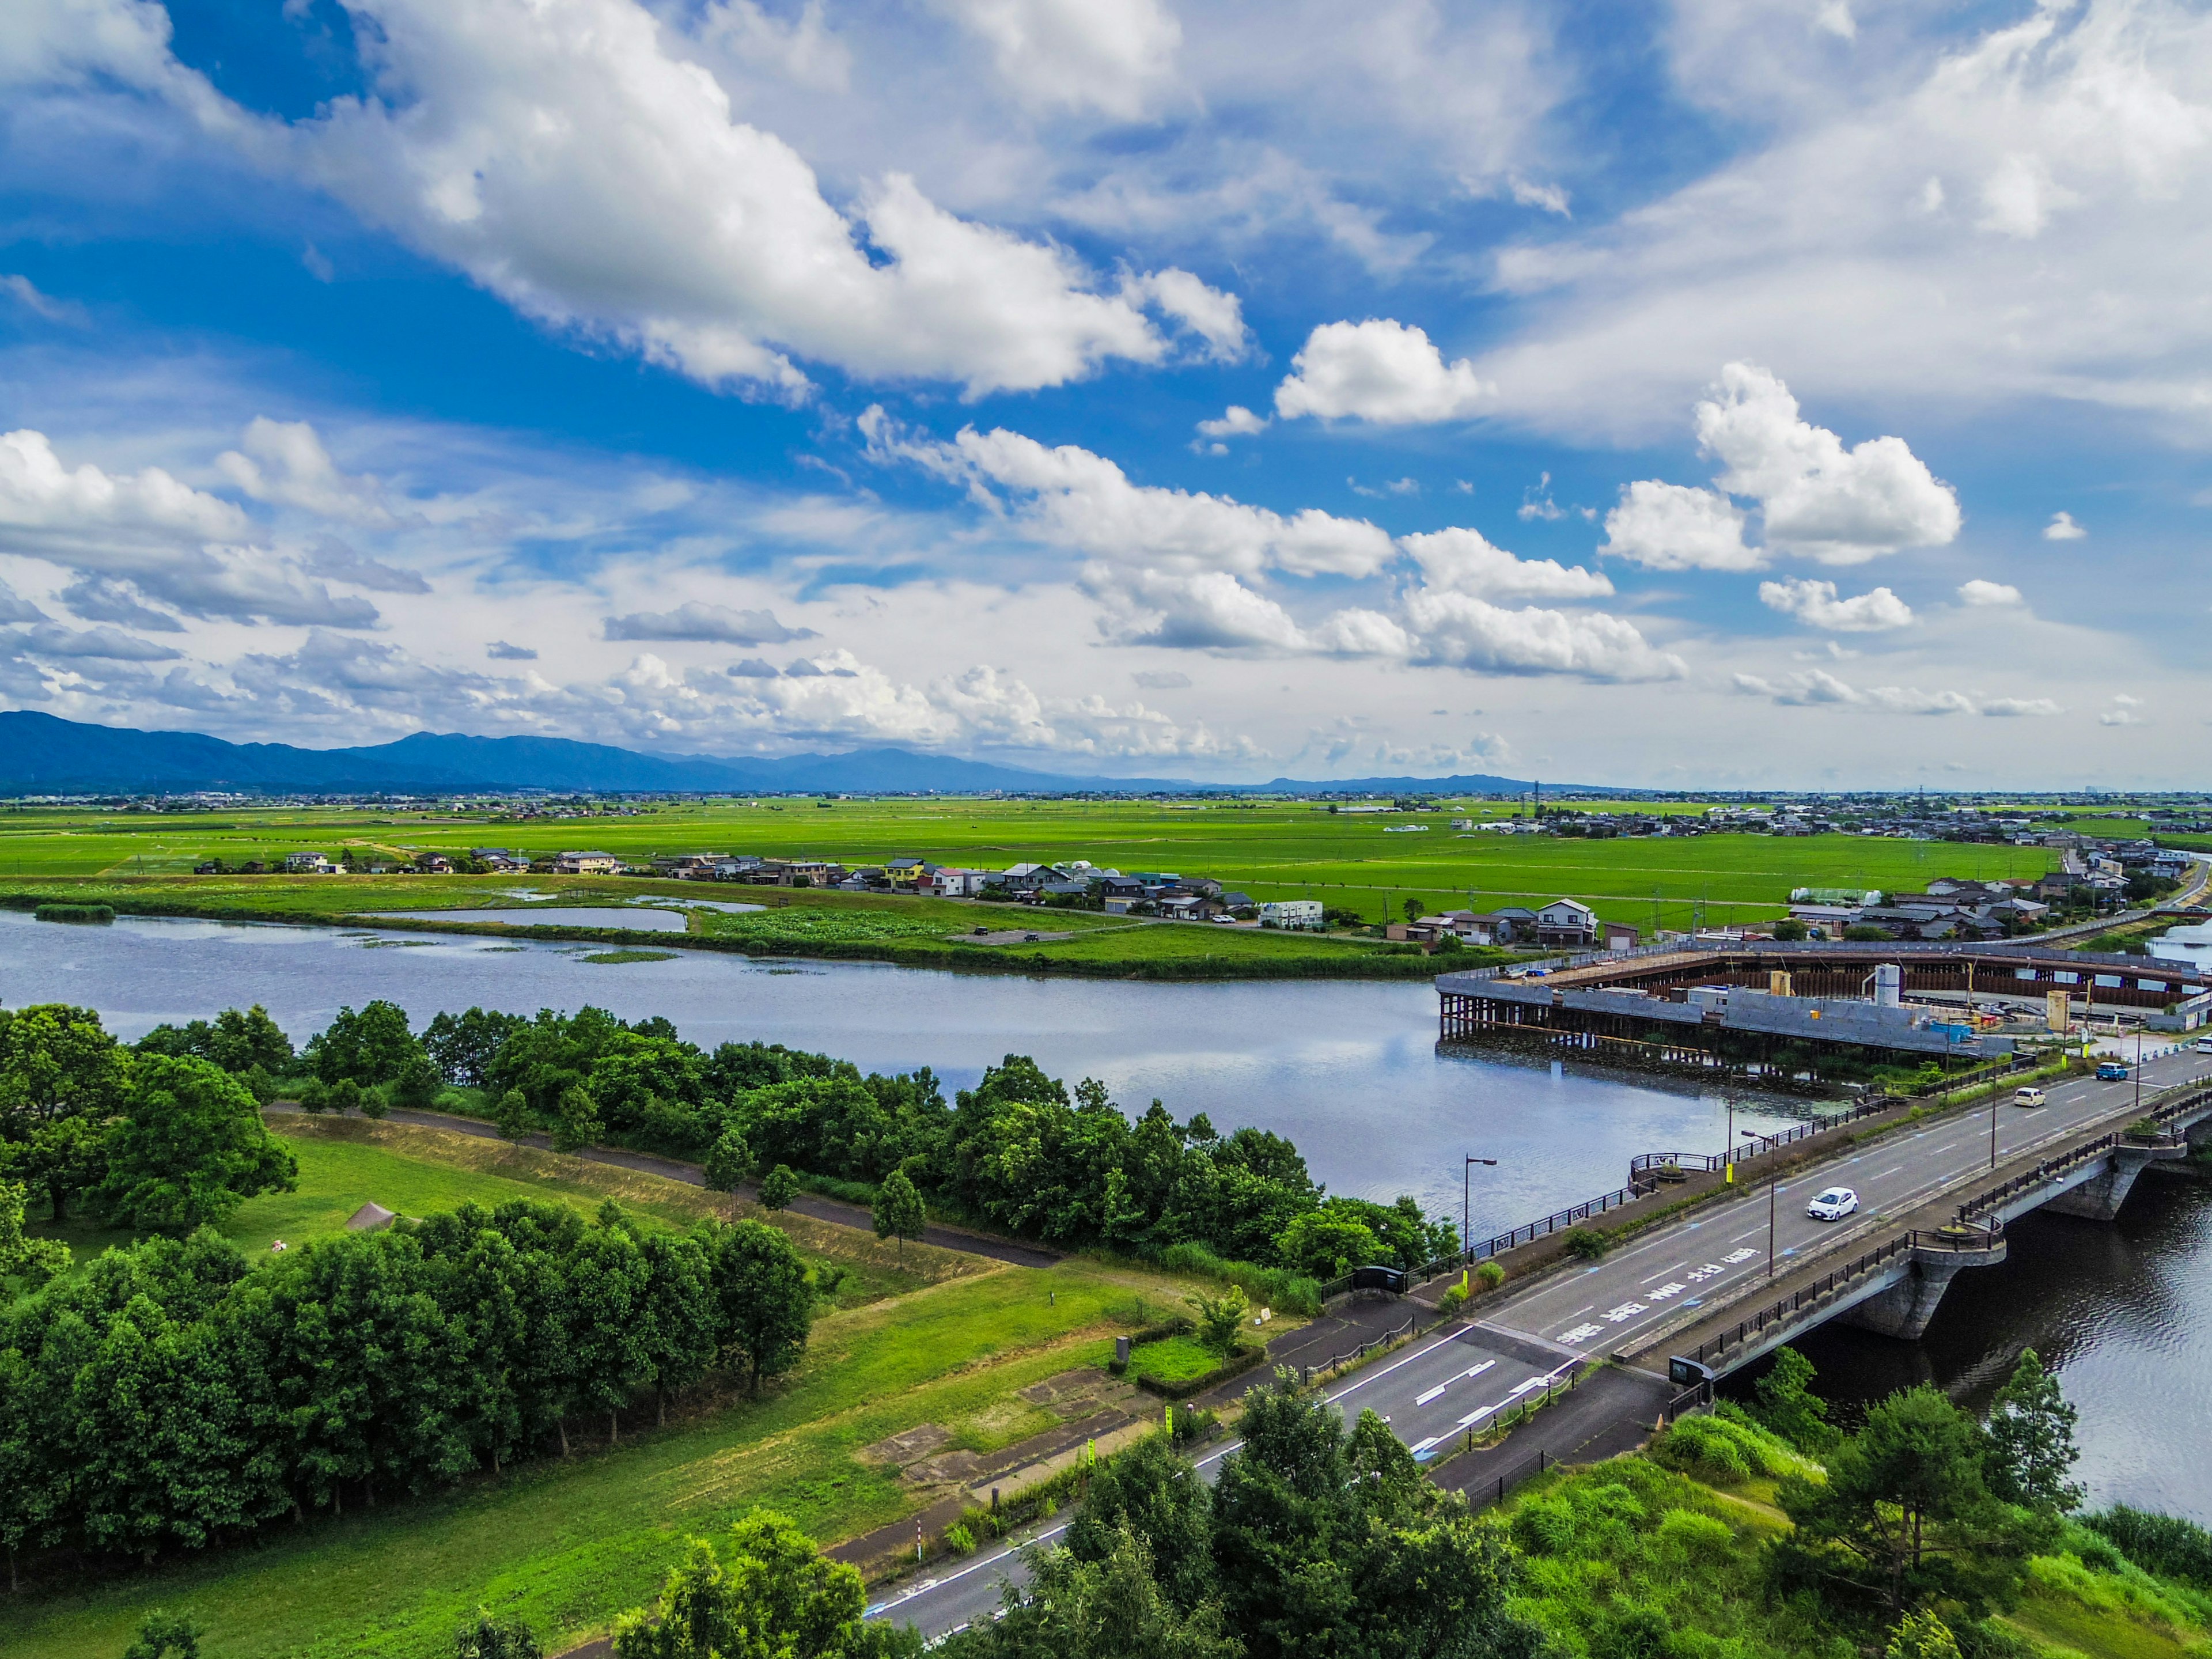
283;851;335;874
1259;899;1325;930
554;850;621;874
1534;898;1600;946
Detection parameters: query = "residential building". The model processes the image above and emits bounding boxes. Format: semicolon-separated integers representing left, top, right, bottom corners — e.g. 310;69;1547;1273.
283;851;334;873
1534;897;1601;947
1260;899;1324;930
554;850;621;874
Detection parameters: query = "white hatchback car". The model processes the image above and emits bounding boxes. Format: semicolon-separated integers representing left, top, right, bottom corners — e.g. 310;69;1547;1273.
1805;1186;1859;1222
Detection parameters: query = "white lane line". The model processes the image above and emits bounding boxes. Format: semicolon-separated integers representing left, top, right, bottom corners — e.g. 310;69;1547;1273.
1730;1228;1764;1241
1324;1330;1465;1404
1872;1165;1906;1179
1641;1262;1686;1283
1563;1304;1596;1319
1415;1359;1495;1407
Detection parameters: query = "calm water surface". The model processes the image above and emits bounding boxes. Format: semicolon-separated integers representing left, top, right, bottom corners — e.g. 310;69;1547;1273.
17;908;2209;1512
0;909;1798;1237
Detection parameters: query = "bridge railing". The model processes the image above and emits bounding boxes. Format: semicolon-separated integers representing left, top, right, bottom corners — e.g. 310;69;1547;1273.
1464;1177;1660;1262
1953;1089;2211;1224
1631;1096;1900;1179
1684;1223;2003;1366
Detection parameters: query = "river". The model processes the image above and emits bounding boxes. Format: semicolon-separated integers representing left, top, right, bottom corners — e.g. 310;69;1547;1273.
0;908;1798;1244
1767;916;2212;1525
13;906;2209;1521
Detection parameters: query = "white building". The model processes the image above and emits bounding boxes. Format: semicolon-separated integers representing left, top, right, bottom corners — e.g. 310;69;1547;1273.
283;851;335;873
554;850;621;874
1260;899;1325;930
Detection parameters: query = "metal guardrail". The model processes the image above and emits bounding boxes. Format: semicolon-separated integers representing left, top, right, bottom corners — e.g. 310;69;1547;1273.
1299;1312;1421;1382
1950;1082;2211;1225
1431;1359;1584;1476
1684;1222;2003;1366
1465;1179;1658;1260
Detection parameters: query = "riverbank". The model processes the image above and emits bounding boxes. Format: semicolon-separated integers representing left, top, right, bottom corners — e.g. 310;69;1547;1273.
0;876;1483;981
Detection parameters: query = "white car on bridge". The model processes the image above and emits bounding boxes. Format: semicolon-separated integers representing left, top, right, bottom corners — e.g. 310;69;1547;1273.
1806;1186;1859;1221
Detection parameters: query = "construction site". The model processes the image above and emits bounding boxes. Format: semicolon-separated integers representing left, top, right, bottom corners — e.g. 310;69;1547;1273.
1436;941;2212;1080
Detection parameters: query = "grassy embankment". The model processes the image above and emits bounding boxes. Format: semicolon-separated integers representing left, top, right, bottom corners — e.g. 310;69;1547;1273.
3;1119;1233;1659
1508;1434;2212;1659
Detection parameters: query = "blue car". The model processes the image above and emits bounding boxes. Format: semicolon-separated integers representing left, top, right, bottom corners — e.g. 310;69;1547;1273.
2097;1061;2130;1081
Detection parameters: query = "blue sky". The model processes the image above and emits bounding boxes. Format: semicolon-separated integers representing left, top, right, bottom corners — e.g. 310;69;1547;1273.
0;0;2199;786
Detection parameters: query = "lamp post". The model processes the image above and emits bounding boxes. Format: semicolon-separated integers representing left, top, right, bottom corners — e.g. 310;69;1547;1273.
1743;1129;1774;1280
1463;1156;1498;1266
2135;1025;2145;1118
1725;1097;1734;1184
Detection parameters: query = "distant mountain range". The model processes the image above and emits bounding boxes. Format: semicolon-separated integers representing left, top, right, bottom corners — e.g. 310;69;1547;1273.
0;711;1611;797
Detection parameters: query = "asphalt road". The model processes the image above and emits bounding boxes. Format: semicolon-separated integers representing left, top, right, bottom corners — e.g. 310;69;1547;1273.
1482;1040;2212;1363
863;1317;1575;1642
869;1036;2212;1643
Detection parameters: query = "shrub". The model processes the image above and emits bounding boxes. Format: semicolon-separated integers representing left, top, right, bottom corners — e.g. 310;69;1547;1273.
1438;1283;1470;1315
2084;1505;2212;1589
1478;1260;1506;1289
1655;1508;1735;1565
943;1522;976;1556
1157;1240;1321;1317
33;902;115;924
1564;1227;1611;1261
1651;1410;1822;1486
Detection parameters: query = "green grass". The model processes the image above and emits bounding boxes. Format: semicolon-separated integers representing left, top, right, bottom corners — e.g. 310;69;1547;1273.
581;949;679;963
5;1126;1228;1659
0;799;2059;938
1123;1335;1224;1386
0;1255;1191;1659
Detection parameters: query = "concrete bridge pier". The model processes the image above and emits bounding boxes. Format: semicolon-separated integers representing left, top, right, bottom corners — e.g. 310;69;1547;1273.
1836;1238;2008;1341
2042;1145;2188;1221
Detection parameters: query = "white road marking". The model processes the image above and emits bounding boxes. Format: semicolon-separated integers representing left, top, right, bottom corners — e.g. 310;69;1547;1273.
1641;1262;1686;1283
1414;1359;1495;1406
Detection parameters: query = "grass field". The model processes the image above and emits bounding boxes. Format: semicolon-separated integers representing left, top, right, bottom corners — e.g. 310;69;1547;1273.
0;797;2067;945
3;1123;1218;1659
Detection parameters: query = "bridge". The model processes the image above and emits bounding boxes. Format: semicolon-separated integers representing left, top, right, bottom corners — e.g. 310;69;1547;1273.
867;1039;2212;1643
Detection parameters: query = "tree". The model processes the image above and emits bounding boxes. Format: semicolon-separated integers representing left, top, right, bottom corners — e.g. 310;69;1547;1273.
1779;1385;2048;1618
1984;1349;2084;1514
1753;1347;1840;1453
1402;897;1426;923
1774;918;1809;942
0;1177;69;1289
122;1611;202;1658
1185;1285;1249;1362
453;1611;542;1658
393;1050;444;1111
711;1220;815;1396
872;1169;925;1259
495;1089;532;1149
702;1128;752;1221
0;1003;128;1222
944;1528;1239;1659
95;1055;298;1234
1272;1208;1377;1278
1885;1611;1962;1659
310;1002;422;1088
208;1006;292;1075
612;1510;893;1659
758;1164;798;1211
1066;1434;1218;1615
551;1085;601;1155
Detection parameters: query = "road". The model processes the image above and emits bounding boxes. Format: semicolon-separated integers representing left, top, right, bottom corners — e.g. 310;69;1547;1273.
1480;1039;2212;1364
863;1317;1576;1642
869;1035;2212;1642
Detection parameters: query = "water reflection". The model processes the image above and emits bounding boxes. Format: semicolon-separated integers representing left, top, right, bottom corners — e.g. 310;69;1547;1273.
1775;1174;2212;1524
0;909;1798;1240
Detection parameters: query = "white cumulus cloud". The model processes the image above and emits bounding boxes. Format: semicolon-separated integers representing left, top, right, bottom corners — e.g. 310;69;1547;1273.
1734;670;2058;716
293;0;1236;399
1758;577;1914;631
1957;578;2025;607
2044;510;2087;539
1600;480;1759;571
933;0;1181;119
1400;527;1613;602
1272;319;1491;425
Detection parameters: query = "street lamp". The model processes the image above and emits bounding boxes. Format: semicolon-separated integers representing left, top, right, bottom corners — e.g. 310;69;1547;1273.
1743;1130;1774;1281
1464;1156;1498;1267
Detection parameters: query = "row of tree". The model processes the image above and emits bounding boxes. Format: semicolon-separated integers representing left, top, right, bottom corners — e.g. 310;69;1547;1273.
410;1003;1457;1276
0;1195;817;1582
